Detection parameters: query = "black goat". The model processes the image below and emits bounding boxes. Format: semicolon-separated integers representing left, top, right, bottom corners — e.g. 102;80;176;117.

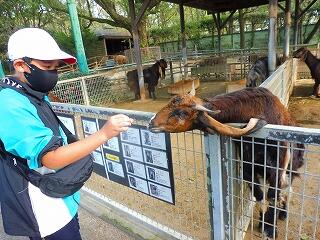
127;59;167;100
149;87;305;238
293;47;320;97
246;57;282;87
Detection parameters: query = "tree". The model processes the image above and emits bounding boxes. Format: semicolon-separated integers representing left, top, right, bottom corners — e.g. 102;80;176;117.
45;0;162;47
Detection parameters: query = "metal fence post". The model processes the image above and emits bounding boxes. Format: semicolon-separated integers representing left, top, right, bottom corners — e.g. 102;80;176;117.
80;77;90;106
205;134;227;240
0;60;5;78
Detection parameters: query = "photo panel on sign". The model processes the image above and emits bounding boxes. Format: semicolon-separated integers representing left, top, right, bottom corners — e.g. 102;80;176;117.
125;159;147;179
106;160;124;178
127;175;149;194
91;150;108;178
120;127;141;145
146;166;171;187
140;129;166;150
57;114;77;135
143;148;168;169
122;143;143;162
104;136;120;152
148;182;173;203
82;117;98;134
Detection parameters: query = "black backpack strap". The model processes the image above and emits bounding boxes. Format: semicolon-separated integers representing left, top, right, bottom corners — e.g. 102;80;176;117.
44;103;78;144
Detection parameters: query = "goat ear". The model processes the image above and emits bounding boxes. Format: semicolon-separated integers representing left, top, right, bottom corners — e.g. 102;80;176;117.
189;80;196;96
193;103;221;114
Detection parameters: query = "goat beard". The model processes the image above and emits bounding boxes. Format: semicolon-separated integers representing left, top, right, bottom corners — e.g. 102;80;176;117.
198;112;267;137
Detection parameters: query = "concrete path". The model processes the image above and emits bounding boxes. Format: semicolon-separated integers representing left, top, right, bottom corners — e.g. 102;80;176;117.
0;206;136;240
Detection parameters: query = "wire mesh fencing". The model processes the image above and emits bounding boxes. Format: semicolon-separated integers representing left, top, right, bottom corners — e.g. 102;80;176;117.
53;72;132;106
212;125;320;240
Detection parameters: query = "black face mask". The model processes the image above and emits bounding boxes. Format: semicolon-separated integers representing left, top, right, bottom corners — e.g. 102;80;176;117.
24;63;58;93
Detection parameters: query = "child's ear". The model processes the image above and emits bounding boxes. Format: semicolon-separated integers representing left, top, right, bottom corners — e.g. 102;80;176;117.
13;59;27;73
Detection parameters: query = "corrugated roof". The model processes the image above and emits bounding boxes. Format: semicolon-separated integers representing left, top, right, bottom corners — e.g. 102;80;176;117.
95;28;132;39
163;0;285;13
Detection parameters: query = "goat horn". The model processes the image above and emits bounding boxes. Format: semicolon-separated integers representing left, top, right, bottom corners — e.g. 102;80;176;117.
193;104;221;114
189;80;196;96
199;112;267;137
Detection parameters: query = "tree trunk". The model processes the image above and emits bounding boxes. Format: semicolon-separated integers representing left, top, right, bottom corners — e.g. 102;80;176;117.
138;19;148;47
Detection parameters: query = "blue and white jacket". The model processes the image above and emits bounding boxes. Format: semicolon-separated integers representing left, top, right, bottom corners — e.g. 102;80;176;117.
0;77;80;238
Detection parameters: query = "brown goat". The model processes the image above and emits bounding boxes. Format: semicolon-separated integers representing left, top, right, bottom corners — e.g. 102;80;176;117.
293;47;320;97
149;87;305;238
114;55;128;65
48;92;64;102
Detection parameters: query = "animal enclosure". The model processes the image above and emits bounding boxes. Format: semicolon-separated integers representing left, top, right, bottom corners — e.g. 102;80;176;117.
50;48;320;240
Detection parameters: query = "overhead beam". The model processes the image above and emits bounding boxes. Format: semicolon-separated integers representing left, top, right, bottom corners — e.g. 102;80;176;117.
296;0;317;20
278;3;285;12
220;10;236;28
164;0;286;13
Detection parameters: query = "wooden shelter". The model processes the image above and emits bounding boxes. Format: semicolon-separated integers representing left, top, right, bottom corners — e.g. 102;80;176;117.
95;28;132;56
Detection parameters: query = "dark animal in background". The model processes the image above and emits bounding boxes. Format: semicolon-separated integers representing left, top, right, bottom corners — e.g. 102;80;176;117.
127;59;167;100
246;57;282;87
149;87;304;238
293;47;320;97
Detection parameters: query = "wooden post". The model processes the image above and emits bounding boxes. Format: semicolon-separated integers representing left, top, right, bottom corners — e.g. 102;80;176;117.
268;0;278;75
128;0;146;100
284;0;291;59
293;0;300;48
217;12;221;52
179;3;188;79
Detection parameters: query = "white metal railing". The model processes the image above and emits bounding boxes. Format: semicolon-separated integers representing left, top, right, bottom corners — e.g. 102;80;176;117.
260;59;296;106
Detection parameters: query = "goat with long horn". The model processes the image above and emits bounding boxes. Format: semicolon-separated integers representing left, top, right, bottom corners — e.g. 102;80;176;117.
148;87;305;239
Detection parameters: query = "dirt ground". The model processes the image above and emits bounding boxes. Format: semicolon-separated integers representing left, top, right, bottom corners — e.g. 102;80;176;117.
88;79;319;240
111;80;239;112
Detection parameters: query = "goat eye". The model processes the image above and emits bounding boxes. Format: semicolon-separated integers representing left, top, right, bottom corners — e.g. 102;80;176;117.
178;110;189;119
172;96;182;105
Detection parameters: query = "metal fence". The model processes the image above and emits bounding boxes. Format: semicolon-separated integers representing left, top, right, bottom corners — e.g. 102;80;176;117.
260;59;296;106
212;125;320;240
52;51;269;105
207;58;320;240
50;49;320;240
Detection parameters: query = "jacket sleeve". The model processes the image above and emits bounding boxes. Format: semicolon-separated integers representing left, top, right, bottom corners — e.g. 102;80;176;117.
0;89;62;169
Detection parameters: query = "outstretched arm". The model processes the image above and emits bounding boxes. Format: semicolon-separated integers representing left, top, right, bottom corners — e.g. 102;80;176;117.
42;114;133;169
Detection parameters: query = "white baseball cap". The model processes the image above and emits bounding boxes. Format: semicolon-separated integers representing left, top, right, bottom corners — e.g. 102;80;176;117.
8;28;77;65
